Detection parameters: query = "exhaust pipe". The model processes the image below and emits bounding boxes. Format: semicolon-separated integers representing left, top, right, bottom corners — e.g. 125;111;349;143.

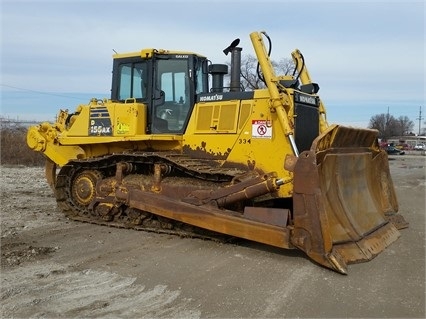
223;38;242;92
229;47;242;92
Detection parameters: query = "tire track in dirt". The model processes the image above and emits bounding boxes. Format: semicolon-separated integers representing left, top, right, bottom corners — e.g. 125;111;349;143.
1;263;201;318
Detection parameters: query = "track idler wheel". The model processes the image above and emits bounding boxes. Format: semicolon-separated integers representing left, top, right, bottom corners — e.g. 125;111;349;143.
71;170;103;210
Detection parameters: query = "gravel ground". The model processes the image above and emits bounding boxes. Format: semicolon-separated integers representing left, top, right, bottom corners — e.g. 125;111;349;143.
1;155;425;318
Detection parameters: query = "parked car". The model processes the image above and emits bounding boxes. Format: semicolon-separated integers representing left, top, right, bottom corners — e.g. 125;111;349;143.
414;144;425;150
386;146;405;155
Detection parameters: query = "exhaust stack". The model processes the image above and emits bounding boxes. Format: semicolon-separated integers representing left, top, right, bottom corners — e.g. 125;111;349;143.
223;38;242;92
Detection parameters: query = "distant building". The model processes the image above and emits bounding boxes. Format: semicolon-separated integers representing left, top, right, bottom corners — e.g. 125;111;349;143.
386;135;426;149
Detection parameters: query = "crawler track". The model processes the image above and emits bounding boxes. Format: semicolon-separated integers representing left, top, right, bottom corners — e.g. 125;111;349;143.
54;152;247;241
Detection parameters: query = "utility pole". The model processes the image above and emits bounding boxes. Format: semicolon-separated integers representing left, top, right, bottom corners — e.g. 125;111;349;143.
416;106;423;136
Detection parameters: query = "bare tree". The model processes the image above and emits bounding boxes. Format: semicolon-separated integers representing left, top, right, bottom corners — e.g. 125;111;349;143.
239;54;265;90
226;54;294;91
368;113;414;140
368;113;397;140
395;115;414;136
275;57;294;76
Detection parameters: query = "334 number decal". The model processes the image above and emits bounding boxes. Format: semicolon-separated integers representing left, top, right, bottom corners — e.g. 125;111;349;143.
238;139;251;144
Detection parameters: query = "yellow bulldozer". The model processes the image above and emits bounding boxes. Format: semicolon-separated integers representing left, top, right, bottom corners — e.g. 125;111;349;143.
27;31;407;274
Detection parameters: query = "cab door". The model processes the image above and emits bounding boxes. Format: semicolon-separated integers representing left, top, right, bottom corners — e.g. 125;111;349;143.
151;55;195;134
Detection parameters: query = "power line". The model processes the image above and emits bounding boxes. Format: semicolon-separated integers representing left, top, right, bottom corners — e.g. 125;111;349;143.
0;84;93;100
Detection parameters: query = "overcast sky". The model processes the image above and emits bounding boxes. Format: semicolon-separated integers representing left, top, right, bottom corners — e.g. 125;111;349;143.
1;0;425;132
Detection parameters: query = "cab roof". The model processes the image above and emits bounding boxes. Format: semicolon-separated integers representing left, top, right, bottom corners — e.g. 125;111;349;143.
113;48;206;59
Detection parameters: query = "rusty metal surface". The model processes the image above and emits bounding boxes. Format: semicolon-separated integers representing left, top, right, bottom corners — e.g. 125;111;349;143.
291;150;335;271
333;222;400;264
373;151;399;214
312;124;379;151
243;207;289;227
157;152;246;179
318;152;387;243
290;125;405;274
54;157;292;250
385;213;409;230
284;154;298;172
181;172;267;206
126;187;292;249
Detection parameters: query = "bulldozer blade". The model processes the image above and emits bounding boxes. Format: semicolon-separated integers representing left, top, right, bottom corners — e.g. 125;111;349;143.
290;125;405;274
123;187;293;249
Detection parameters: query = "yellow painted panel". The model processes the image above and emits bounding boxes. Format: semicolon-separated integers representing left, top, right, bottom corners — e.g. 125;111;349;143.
65;106;90;136
114;102;147;136
238;101;252;130
217;104;237;131
64;101;147;138
194;101;240;134
196;105;214;131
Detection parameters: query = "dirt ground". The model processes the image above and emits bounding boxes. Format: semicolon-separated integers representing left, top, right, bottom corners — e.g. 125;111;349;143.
1;155;425;318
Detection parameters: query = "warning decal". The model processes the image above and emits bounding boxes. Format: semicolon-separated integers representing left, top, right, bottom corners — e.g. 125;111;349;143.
252;120;272;138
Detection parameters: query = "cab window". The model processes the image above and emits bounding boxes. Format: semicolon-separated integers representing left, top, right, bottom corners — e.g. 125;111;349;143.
118;62;147;101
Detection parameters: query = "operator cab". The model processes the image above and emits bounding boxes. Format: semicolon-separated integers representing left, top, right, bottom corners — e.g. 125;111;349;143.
111;50;209;134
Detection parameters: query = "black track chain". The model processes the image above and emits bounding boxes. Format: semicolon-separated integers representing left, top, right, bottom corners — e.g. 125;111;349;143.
54;152;244;242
